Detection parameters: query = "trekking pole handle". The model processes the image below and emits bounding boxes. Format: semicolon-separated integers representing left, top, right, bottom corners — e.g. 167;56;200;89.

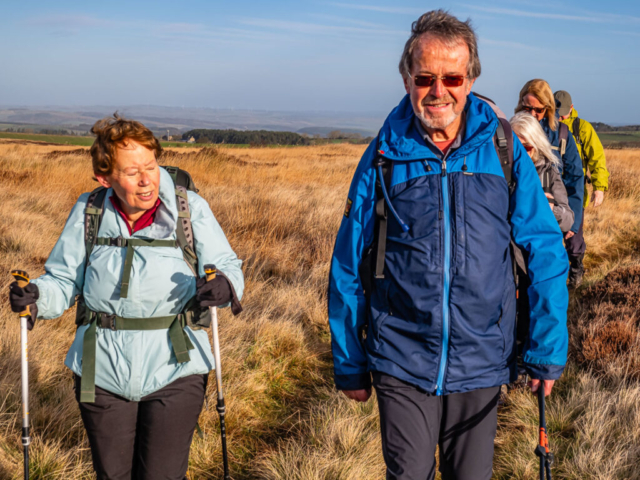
11;270;32;317
204;265;217;282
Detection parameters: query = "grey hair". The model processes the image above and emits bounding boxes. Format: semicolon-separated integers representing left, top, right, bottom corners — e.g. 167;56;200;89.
399;10;481;79
509;112;560;168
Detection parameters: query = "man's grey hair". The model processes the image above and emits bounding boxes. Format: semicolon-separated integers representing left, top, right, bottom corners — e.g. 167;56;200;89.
399;10;481;80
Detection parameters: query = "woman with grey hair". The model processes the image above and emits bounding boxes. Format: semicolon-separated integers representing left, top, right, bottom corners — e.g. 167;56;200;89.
510;112;574;233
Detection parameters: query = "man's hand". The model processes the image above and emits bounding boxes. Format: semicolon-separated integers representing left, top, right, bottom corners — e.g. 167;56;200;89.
564;231;575;240
529;379;555;397
592;190;604;208
342;388;372;402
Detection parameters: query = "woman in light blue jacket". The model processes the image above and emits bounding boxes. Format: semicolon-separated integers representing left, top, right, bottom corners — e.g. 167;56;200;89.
8;114;244;480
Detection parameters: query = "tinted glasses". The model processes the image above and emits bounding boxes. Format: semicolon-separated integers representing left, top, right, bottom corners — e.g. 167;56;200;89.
523;144;535;153
521;104;547;115
413;74;467;88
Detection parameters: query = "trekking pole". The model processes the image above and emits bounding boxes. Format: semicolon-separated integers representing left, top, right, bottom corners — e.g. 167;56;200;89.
10;270;31;480
534;385;553;480
203;264;230;480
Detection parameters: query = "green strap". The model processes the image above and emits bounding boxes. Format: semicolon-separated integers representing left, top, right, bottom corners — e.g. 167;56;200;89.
80;317;97;403
169;316;194;363
79;312;195;403
120;243;135;298
95;237;177;298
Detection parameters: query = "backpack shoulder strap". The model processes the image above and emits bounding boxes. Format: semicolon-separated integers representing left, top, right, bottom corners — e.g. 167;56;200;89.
558;122;568;157
161;165;199;275
373;156;394;280
172;182;199;276
572;117;582;146
84;186;108;267
494;117;515;196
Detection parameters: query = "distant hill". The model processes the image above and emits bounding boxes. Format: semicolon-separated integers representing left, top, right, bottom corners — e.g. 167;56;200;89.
297;126;375;138
592;122;640;132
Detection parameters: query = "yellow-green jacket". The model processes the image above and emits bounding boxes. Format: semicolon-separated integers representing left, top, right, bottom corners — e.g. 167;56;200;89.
561;108;609;207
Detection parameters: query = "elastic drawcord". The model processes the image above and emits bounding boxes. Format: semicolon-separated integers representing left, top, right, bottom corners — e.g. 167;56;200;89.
377;164;409;232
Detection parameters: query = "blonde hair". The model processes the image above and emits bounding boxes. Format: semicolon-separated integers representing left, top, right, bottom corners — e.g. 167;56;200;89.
509;112;559;168
514;79;557;131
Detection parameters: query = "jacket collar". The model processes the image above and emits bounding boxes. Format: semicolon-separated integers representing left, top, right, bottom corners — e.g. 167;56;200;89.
376;92;499;162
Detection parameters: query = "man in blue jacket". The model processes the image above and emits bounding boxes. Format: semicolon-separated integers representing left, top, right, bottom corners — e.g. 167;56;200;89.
328;10;569;480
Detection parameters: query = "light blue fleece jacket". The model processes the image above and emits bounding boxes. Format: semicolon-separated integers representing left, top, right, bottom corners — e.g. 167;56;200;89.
33;167;244;400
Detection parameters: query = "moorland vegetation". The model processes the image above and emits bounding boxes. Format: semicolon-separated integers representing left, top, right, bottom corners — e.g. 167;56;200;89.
0;141;638;479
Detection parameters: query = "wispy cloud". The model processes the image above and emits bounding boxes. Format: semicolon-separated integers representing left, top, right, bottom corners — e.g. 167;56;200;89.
462;4;640;24
461;5;604;22
26;14;112;35
482;38;543;51
239;18;406;37
327;2;424;15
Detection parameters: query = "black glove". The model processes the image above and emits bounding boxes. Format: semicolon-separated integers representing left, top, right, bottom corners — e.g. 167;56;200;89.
9;282;39;329
196;275;233;308
9;282;39;313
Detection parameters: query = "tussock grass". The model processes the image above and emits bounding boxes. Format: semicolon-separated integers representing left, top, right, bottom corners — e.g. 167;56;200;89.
0;142;639;479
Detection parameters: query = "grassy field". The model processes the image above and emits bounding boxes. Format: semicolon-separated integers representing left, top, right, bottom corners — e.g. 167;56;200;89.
0;143;639;479
599;132;640;147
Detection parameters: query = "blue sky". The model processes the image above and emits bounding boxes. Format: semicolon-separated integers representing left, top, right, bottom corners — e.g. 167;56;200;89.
1;0;639;124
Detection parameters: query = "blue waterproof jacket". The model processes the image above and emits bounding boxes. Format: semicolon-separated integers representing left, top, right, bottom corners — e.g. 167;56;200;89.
328;94;569;394
540;117;584;232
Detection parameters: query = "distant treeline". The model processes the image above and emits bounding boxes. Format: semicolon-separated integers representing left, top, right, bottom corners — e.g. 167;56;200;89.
593;123;640;132
2;127;77;135
183;129;310;145
182;129;373;146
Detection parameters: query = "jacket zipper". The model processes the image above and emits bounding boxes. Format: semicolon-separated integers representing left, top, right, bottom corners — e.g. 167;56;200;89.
436;157;451;395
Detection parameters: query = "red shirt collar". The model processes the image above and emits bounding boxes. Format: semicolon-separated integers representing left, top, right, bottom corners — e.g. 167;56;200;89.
110;195;162;235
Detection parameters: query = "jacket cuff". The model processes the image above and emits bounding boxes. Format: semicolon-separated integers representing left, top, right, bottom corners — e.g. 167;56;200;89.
334;372;371;391
524;363;565;380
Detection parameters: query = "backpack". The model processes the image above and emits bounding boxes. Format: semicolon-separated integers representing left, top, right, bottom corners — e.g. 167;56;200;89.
570;116;592;185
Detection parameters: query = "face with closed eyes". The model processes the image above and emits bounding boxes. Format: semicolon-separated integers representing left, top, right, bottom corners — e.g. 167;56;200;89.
95;139;160;220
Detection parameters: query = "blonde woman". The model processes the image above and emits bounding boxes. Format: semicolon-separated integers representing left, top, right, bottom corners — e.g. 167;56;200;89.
515;79;583;240
510;112;574;233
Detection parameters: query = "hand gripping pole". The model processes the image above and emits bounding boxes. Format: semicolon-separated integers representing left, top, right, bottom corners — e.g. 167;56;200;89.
11;269;31;480
204;264;230;480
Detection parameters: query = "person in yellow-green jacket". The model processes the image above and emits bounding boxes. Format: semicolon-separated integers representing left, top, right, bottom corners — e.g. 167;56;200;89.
554;90;610;288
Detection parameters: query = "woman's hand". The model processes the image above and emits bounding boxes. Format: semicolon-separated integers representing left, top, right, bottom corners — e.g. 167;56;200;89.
545;192;555;211
195;276;233;308
9;282;39;314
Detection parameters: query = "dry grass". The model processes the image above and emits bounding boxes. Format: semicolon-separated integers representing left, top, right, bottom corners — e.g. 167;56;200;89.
0;142;639;479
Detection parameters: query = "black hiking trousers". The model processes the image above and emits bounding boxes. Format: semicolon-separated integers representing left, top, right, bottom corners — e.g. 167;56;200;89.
74;374;207;480
373;372;500;480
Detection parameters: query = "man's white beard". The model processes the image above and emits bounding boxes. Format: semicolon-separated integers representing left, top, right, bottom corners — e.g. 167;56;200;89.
417;108;460;131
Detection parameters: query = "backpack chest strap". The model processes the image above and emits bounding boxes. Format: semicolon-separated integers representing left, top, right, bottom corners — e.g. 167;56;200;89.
79;309;194;403
95;237;177;299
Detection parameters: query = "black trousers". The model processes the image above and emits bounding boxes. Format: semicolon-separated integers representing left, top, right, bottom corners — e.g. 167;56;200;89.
75;374;207;480
565;209;586;259
373;372;500;480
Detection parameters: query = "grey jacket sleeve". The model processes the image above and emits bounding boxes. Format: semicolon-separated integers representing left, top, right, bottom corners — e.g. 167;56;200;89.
550;167;575;233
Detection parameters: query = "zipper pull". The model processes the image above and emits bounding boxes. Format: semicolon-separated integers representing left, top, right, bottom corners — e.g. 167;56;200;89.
442;159;447;176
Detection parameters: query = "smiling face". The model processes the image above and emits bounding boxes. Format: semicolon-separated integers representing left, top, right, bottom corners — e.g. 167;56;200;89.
403;35;475;139
95;139;160;221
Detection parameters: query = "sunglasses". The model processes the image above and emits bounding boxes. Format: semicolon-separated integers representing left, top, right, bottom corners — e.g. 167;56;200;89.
523;144;535;153
521;104;547;115
413;74;468;88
